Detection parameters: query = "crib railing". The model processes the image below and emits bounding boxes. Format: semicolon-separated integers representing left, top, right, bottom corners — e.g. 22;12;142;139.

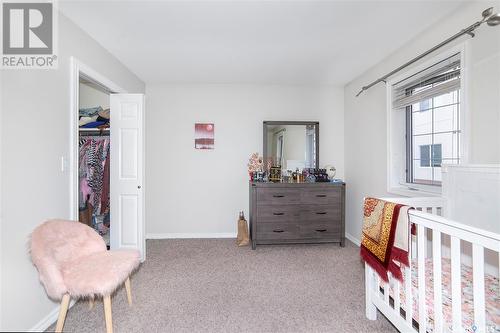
365;197;500;333
381;196;446;216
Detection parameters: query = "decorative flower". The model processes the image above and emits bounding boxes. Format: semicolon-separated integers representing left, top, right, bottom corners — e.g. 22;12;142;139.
247;152;263;173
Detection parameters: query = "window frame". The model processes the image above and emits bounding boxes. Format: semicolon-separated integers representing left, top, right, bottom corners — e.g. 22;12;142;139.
387;44;469;197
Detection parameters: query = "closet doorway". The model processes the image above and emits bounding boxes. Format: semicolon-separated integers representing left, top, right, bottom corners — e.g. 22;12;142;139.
70;58;145;260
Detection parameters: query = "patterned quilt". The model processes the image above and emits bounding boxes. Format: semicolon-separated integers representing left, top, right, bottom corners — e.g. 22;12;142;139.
380;258;500;333
361;198;410;282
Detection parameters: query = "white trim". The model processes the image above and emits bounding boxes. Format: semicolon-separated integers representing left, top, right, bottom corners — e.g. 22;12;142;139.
443;163;500;173
345;232;361;246
0;57;3;328
387;43;468;197
69;57;126;221
141;95;147;261
29;300;76;332
146;233;237;239
387;185;442;198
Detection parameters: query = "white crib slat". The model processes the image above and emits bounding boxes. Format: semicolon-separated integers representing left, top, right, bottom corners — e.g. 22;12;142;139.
412;234;417;260
384;276;390;305
472;244;486;332
394;278;401;314
375;274;381;299
405;265;413;325
450;236;462;332
417;224;426;333
432;230;443;333
365;264;377;320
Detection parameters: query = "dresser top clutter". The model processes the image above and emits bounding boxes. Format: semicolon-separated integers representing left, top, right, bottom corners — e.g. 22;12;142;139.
247;121;345;250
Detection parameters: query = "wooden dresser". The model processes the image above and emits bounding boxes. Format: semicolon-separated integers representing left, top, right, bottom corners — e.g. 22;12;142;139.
249;182;345;250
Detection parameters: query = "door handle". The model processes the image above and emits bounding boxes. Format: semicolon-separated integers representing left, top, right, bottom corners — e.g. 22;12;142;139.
316;194;327;197
273;212;284;216
316;212;327;215
315;229;327;232
272;195;284;198
272;229;285;233
137;185;142;189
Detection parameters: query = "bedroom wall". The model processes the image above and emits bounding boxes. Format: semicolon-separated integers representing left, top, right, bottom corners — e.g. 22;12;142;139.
0;13;144;332
343;1;500;243
145;84;344;237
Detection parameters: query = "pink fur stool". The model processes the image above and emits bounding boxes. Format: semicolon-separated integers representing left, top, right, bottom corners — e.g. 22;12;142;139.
30;219;140;333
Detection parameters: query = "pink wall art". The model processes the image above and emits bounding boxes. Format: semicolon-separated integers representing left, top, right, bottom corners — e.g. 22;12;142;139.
194;123;215;149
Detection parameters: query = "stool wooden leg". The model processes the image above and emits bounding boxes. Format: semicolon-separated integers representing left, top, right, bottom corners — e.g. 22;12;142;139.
124;277;132;306
55;294;70;333
103;295;113;333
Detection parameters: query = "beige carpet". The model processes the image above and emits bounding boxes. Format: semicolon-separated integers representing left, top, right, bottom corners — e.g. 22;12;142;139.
47;239;397;332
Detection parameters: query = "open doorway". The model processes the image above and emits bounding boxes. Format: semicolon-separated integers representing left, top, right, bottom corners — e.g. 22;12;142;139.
70;58;125;249
70;58;146;259
78;76;112;247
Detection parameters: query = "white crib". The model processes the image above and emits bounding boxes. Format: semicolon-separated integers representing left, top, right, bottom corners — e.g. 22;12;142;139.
364;196;500;333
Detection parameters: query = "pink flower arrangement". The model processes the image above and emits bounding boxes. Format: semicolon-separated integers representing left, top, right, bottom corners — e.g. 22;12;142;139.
247;152;263;173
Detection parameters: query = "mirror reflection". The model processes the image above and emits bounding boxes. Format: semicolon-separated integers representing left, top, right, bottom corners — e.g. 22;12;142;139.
265;123;318;171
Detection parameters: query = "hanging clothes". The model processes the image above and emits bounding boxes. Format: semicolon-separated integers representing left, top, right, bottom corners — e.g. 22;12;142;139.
101;151;110;215
79;137;110;216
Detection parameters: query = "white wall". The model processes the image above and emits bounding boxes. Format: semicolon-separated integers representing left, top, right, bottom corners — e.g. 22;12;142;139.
146;84;344;236
79;82;110;109
0;13;144;331
344;1;500;243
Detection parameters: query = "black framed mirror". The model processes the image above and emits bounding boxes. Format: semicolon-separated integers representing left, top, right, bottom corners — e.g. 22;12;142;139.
263;121;319;172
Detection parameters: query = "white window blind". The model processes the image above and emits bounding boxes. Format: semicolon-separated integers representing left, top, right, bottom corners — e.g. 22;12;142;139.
392;53;461;110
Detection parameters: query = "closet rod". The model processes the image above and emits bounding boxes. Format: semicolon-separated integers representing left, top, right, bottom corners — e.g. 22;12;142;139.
79;129;110;137
355;7;500;97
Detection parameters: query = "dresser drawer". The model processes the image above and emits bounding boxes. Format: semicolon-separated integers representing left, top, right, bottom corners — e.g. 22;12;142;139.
257;189;300;205
301;188;341;205
250;182;345;249
256;222;299;240
257;205;299;222
301;205;342;222
300;223;341;239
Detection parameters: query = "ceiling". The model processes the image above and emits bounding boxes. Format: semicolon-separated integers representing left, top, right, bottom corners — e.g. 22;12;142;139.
59;1;467;85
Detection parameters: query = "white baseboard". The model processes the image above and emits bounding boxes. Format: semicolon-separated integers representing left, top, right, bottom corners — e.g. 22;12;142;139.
146;233;237;239
30;300;75;332
345;232;361;246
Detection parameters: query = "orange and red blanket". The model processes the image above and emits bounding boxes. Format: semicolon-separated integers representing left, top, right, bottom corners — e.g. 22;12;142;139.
360;197;411;282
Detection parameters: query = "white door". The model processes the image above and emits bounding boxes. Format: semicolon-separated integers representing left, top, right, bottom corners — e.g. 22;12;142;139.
110;94;145;260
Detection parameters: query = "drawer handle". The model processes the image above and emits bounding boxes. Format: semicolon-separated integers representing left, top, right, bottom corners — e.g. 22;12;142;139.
273;229;285;233
272;195;285;198
316;212;327;215
316;194;327;197
273;212;284;216
315;229;327;232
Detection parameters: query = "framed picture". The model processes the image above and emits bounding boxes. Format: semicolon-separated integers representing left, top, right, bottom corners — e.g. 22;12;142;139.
195;123;214;149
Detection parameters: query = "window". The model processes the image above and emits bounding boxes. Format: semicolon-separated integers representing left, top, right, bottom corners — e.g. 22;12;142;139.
392;52;461;188
419;144;442;167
